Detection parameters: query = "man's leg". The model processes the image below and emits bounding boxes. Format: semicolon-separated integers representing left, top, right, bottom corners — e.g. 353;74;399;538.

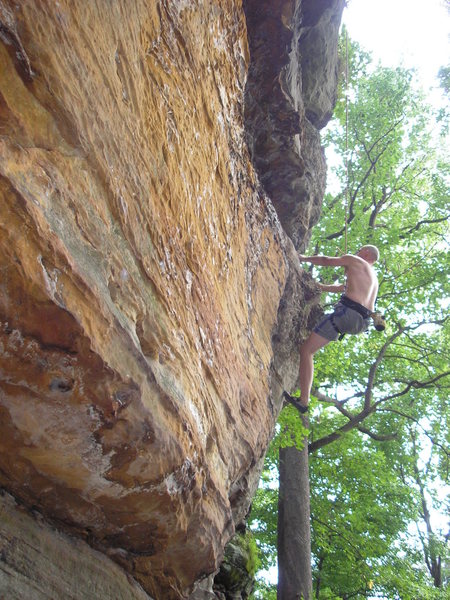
298;331;330;407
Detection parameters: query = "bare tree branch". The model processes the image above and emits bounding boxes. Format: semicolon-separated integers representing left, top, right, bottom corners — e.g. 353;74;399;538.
410;429;444;587
381;371;450;403
356;426;397;442
311;515;364;559
309;406;376;453
364;325;406;409
308;320;449;453
323;130;401;243
377;407;450;457
312;389;397;442
400;214;450;237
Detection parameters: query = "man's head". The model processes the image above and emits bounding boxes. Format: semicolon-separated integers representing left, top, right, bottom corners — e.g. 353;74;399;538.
357;245;379;264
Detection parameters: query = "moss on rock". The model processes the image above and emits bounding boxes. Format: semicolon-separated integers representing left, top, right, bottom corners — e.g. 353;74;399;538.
213;530;261;599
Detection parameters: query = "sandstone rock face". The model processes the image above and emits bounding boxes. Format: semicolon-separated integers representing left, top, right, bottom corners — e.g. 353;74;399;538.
0;492;152;600
0;1;343;598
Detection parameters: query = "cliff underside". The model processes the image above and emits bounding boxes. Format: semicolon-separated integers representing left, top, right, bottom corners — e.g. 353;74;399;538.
0;1;344;598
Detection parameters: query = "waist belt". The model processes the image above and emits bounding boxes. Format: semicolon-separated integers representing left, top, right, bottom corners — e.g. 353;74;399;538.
339;295;372;319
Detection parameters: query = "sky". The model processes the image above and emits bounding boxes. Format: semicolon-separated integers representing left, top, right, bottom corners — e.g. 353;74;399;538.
344;0;449;99
325;0;449;194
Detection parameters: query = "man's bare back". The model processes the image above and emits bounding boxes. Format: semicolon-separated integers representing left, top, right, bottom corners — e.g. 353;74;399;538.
343;252;379;310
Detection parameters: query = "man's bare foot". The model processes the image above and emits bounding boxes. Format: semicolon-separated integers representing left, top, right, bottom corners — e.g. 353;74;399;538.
282;391;308;414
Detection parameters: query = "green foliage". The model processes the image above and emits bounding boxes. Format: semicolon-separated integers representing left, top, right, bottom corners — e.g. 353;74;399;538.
310;432;425;598
244;531;262;578
250;484;278;569
252;579;277;600
308;32;450;595
215;530;262;599
251;31;449;600
275;404;310;452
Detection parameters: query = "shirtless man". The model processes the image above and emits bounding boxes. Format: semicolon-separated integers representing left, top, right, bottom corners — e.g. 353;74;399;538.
283;245;379;413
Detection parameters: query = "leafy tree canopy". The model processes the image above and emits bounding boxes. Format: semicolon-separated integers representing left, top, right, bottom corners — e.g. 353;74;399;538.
250;34;449;599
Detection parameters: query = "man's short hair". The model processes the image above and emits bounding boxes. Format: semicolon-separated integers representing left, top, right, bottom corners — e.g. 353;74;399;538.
361;245;379;262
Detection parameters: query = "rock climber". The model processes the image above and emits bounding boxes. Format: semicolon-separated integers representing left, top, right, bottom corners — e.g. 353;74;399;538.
283;245;380;414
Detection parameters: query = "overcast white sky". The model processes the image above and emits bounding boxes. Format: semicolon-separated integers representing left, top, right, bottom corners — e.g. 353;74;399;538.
325;0;449;193
344;0;450;95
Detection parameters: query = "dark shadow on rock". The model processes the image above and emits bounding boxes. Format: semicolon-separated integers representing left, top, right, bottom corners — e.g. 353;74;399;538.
242;0;345;251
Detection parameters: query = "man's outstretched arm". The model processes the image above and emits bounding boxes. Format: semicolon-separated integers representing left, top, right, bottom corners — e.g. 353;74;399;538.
298;254;353;267
318;282;346;293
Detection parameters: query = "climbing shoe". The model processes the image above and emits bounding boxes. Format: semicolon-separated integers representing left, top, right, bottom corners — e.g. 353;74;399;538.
282;391;308;414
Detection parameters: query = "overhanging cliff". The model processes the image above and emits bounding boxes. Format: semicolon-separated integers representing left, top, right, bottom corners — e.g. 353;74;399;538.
0;1;344;598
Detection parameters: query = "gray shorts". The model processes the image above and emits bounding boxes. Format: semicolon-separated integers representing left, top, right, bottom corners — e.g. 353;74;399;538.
314;302;371;341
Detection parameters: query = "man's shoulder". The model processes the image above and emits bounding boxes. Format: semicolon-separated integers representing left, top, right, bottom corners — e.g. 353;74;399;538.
342;254;366;267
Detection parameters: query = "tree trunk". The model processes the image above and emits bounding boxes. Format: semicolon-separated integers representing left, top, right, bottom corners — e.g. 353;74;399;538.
277;443;312;600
